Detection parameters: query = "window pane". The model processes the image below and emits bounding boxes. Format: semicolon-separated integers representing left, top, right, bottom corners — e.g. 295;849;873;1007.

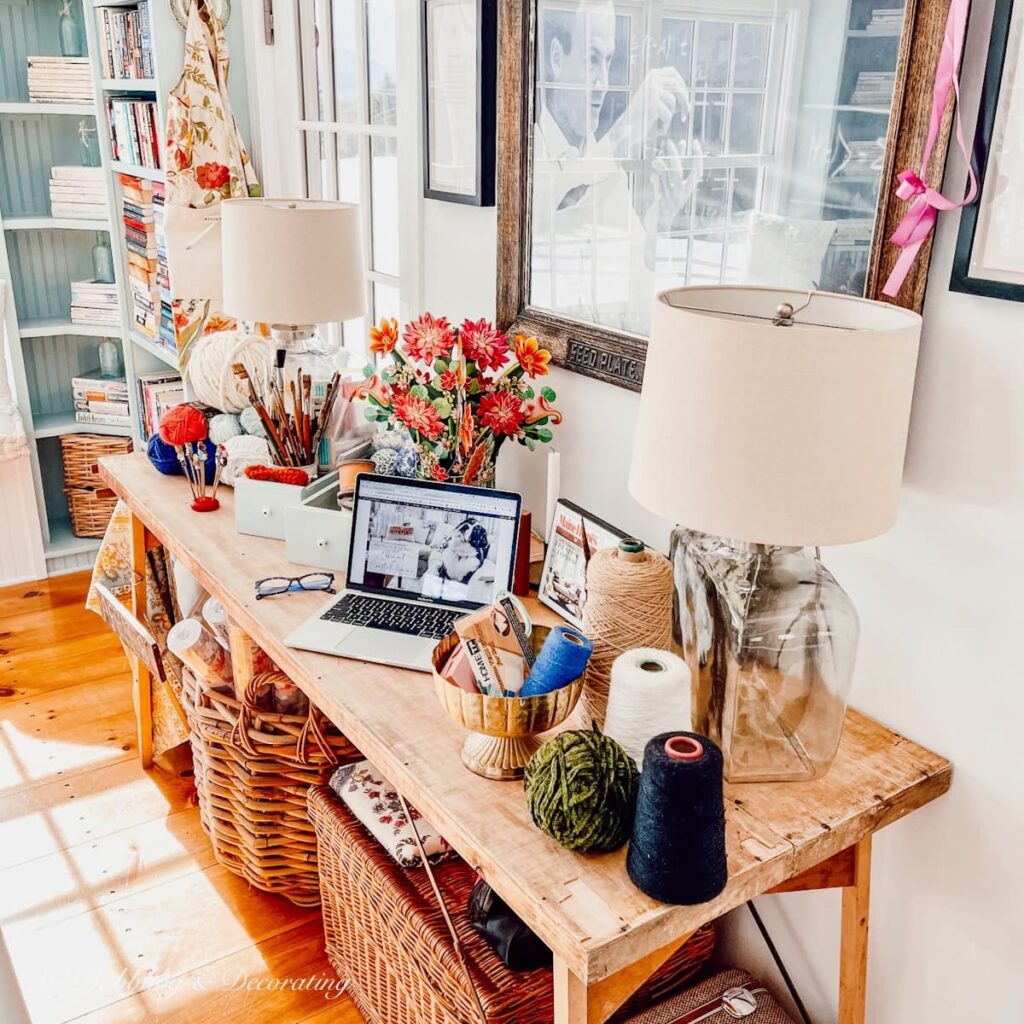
694;169;728;229
731;166;759;221
337;133;361;204
374;282;400;322
331;0;359;122
727;93;763;155
661;19;694;85
366;0;397;125
693;91;726;155
371;135;399;276
734;23;769;88
343;313;367;356
694;22;732;88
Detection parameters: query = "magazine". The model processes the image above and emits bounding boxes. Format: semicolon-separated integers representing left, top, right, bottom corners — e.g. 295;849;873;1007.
537;499;627;627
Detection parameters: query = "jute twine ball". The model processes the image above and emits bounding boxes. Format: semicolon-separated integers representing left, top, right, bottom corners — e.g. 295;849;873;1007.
524;728;639;852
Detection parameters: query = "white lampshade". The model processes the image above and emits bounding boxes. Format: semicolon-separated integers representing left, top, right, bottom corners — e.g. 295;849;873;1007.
220;198;365;325
629;286;922;548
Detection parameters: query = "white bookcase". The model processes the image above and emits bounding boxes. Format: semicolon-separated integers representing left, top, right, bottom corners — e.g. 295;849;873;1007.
0;0;250;576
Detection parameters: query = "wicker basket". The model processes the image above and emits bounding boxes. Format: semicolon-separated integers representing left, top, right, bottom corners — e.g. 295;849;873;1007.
65;486;120;538
307;786;714;1024
60;432;133;488
180;670;361;906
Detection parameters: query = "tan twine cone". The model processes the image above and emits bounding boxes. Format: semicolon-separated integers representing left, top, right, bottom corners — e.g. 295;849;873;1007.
581;544;675;729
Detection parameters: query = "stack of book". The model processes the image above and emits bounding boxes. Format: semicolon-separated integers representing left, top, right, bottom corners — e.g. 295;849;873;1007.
122;174;159;341
851;71;895;107
48;166;108;220
73;372;132;428
71;279;120;328
136;370;184;439
26;56;94;104
152;182;175;354
106;95;160;169
865;8;903;33
95;1;154;80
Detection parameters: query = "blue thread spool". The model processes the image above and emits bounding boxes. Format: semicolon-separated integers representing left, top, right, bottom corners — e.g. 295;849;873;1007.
520;626;593;697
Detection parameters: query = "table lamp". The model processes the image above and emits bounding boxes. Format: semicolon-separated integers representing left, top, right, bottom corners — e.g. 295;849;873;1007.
220;198;365;356
629;286;922;783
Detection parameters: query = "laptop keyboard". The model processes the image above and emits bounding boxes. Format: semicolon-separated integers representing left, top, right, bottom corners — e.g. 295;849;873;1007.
320;593;460;639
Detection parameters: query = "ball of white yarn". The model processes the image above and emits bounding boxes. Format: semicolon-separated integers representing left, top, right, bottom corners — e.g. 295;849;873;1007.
238;405;266;437
220;434;272;486
186;331;272;414
209;413;243;444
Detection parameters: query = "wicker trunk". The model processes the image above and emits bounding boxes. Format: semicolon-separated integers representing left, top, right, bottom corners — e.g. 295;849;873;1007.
180;670;360;906
307;785;715;1024
60;433;133;537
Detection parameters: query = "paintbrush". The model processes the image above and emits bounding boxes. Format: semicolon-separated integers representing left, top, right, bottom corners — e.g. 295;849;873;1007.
233;363;290;464
310;372;340;457
302;374;312;460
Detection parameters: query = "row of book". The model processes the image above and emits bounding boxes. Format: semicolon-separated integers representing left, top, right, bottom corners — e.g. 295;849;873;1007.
106;95;161;169
152;183;175;354
49;165;107;221
73;373;131;429
850;71;895;107
95;1;154;80
26;56;93;103
137;370;184;440
122;173;159;342
71;279;120;328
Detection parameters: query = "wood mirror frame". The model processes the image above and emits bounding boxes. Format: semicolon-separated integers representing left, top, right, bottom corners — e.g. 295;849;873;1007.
496;0;960;391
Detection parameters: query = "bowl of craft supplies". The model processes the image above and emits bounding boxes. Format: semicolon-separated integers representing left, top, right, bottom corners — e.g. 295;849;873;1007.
432;595;592;780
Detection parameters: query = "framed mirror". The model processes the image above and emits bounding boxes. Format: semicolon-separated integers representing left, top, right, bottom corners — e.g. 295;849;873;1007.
496;0;960;390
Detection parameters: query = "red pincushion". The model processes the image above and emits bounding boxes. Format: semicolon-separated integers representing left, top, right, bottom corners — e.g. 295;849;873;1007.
159;404;208;446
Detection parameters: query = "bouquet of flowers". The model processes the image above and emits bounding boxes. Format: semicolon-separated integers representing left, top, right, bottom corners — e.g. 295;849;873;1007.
358;314;562;486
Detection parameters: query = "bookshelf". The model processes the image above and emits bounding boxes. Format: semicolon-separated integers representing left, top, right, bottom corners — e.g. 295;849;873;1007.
0;0;250;575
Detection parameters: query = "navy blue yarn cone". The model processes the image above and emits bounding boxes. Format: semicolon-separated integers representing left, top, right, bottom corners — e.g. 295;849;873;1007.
626;731;727;905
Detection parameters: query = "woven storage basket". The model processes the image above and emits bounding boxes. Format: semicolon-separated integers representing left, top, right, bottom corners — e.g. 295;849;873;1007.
66;486;120;538
180;670;360;906
60;433;133;488
307;785;714;1024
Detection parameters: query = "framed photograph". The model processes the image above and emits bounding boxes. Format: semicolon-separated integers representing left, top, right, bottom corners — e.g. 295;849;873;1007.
422;0;497;205
951;0;1024;302
495;1;962;391
538;499;627;627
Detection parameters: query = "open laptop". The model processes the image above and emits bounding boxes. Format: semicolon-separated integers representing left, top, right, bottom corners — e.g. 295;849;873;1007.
285;473;522;671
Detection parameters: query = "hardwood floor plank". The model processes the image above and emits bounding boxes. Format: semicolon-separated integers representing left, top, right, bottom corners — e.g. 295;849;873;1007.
5;863;318;1023
0;676;137;794
0;806;214;931
0;757;195;871
67;920;359;1024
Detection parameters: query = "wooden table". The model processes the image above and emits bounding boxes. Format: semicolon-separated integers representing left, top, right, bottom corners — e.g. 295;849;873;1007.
101;453;952;1024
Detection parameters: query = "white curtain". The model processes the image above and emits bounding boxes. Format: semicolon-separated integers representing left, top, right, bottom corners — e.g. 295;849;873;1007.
0;282;29;462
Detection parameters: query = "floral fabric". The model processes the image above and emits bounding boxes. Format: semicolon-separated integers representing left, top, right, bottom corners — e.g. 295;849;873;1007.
87;500;189;760
329;760;453;868
165;0;260;357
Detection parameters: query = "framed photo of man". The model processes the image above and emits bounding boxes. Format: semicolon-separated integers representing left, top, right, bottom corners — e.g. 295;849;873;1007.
496;0;963;390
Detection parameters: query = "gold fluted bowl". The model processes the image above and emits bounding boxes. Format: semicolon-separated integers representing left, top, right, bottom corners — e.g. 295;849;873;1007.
432;625;584;781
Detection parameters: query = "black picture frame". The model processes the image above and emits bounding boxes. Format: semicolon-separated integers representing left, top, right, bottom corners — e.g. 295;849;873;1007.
950;0;1024;302
421;0;497;206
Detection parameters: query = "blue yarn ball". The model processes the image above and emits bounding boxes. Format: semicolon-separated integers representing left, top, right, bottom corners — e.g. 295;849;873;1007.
394;445;420;478
146;434;218;483
372;449;399;476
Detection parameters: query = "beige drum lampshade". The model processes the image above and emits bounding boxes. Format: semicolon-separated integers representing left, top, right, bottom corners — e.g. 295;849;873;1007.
220;198;365;325
629;286;923;548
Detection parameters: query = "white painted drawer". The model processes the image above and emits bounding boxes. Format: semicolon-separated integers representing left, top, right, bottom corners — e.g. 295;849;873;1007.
234;474;318;540
284;472;352;570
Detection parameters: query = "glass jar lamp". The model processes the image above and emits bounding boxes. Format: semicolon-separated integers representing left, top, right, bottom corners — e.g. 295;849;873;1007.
673;530;859;782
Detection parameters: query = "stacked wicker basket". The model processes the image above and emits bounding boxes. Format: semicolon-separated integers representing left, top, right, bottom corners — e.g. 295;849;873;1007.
60;433;133;537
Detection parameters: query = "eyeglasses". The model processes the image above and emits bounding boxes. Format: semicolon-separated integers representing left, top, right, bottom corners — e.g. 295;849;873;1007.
255;573;336;600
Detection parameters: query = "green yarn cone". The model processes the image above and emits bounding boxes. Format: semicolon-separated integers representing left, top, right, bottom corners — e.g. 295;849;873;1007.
523;728;639;852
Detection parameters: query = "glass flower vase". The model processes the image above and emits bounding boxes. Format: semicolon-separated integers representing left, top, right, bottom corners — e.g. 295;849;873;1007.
672;529;859;783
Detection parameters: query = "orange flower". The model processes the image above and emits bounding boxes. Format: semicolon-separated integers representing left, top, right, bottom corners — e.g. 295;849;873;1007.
430;463;449;482
479;391;525;437
402;313;455;363
195;162;231;190
458;403;474;456
513;334;551;377
394;392;444;440
369;317;399;355
459;318;509;372
462;443;489;485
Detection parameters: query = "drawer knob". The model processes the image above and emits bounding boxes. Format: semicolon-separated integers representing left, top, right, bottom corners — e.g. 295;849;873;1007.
261;507;271;517
316;538;328;549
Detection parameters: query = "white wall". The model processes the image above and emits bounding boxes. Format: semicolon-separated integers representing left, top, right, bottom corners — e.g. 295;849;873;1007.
416;0;1024;1018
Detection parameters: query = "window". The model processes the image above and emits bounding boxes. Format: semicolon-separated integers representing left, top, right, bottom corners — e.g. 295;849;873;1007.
253;0;409;360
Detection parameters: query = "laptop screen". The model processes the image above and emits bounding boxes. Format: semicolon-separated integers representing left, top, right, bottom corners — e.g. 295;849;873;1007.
346;475;522;611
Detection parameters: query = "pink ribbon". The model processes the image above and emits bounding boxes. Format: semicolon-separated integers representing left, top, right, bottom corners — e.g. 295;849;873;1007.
882;0;978;297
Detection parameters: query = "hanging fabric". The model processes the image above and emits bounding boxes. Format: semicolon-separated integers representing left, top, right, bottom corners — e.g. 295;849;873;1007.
164;0;260;362
0;282;29;463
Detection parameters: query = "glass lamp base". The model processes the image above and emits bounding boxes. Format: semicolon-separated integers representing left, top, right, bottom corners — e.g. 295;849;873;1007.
672;529;860;783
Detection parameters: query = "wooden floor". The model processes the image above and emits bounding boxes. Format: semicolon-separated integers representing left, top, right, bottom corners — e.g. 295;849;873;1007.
0;572;364;1024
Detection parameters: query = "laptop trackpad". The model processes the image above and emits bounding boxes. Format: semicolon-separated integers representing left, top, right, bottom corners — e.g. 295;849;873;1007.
340;627;431;667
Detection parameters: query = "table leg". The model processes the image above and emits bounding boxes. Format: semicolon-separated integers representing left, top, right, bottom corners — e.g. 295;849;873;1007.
838;835;872;1024
129;511;154;768
553;958;589;1023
